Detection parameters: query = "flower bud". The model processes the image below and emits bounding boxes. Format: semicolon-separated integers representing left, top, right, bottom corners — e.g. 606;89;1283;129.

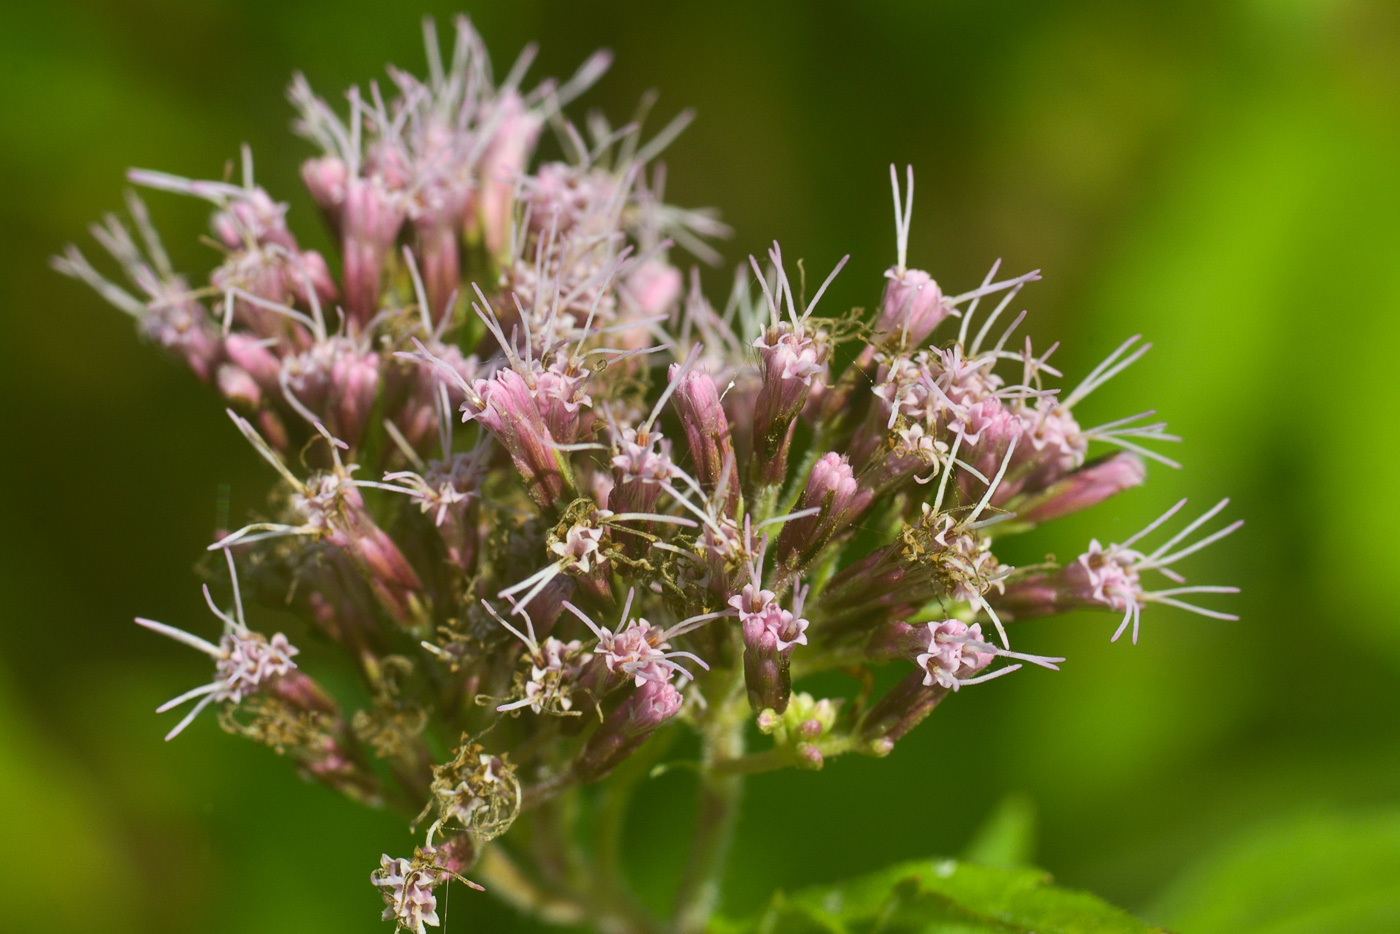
1013;399;1088;493
254;409;290;453
1012;452;1146;527
283;339;381;448
760;692;840;767
415;217;464;326
217;363;262;408
265;668;339;717
301;155;349;227
742;619;788;713
340;178;406;328
387;342;477;454
296;475;426;626
751;324;828;487
860;669;950;746
773;453;872;577
625;259;684;318
290;249;339;308
730;582;808;714
874;267;949;349
328;347;381;448
142;298;223;383
211;188;296;252
954;398;1025;506
476;91;543;259
989;576;1066;621
669;366;741;513
223;332;283;393
609;427;675;518
532;359;594;446
995;541;1143;627
464;368;572;509
410;155;474;325
573;680;682;782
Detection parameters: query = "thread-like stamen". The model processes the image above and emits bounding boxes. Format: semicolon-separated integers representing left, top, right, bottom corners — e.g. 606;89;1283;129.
135;618;221;656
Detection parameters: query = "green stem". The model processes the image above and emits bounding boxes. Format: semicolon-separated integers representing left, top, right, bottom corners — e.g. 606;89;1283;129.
708;746;788;776
593;734;673;933
668;699;747;934
710;733;860;776
477;844;651;934
475;846;591;928
520;767;579;810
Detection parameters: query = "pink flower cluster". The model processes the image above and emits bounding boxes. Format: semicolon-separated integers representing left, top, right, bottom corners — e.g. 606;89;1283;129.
61;18;1240;934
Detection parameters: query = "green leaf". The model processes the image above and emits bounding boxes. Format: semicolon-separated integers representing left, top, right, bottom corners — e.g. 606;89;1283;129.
1149;809;1400;934
961;794;1037;869
715;858;1166;933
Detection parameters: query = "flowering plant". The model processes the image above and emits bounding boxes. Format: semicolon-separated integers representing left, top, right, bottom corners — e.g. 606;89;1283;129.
57;16;1238;934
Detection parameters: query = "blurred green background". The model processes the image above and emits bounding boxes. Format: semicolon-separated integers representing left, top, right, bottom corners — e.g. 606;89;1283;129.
3;0;1399;931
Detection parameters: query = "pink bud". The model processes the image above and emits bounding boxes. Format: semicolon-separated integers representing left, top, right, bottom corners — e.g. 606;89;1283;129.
211;188;295;252
212;212;242;251
1014;452;1146;526
751;324;828;487
465;368;571;508
774;452;872;576
329;348;381;448
609;426;674;518
669;366;741;513
283;338;380;446
860;669;950;746
573;680;682;782
302;156;349;223
415;217;464;326
476;91;542;259
742;618;788;713
627;679;684;733
731;583;808;713
140;298;223;383
254;409;290;453
874;267;949;349
755;709;782;733
223;332;283;394
955;398;1026;505
1013;399;1088;493
340;178;406;328
387;342;477;453
625;260;683;318
265;669;339;717
217;363;261;408
532;360;593;446
290;250;339;307
312;480;425;626
364;140;411;191
989;576;1065;621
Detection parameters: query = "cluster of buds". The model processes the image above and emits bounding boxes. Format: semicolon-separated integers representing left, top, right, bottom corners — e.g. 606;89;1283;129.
62;18;1239;934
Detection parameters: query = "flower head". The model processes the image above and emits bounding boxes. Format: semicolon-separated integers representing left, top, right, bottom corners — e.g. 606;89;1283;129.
1065;499;1243;643
372;843;483;934
912;619;1061;691
372;854;442;934
63;21;1245;934
136;549;298;740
